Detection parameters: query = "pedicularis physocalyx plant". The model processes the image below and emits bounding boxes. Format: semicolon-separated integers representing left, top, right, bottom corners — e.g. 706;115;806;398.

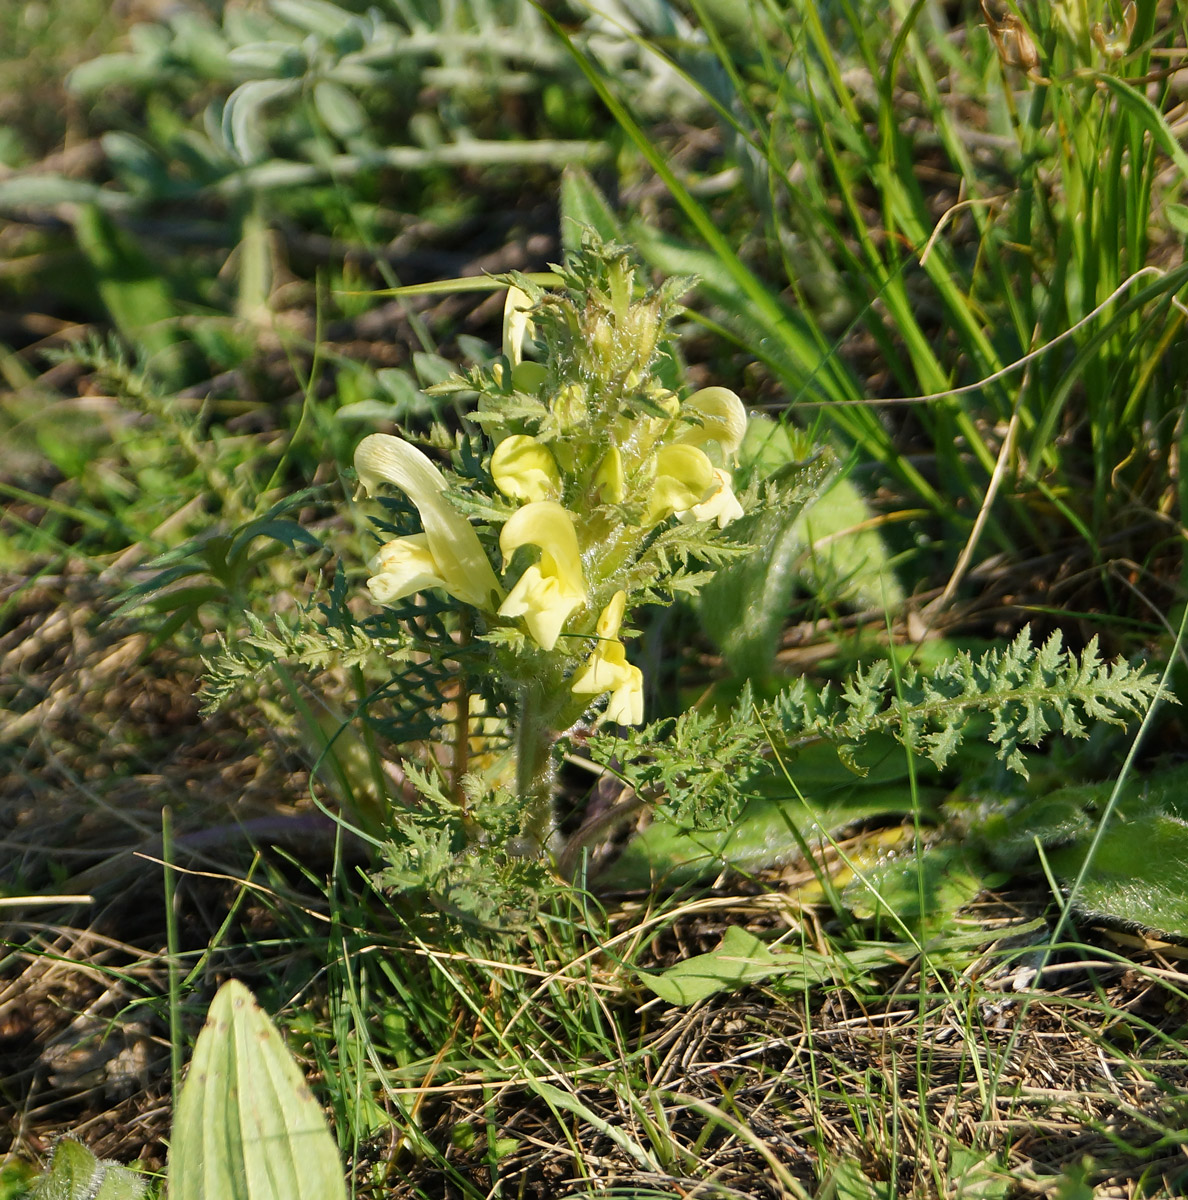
202;236;1163;920
353;242;756;857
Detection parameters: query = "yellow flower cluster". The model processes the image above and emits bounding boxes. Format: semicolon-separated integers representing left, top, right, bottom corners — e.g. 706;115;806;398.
355;285;748;726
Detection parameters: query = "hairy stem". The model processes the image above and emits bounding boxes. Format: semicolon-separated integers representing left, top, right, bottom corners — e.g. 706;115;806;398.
516;679;561;853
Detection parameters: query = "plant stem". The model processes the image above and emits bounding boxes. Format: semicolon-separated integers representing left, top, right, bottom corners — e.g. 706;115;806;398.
515;678;561;853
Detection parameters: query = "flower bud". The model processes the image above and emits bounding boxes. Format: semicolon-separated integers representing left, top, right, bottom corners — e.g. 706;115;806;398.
593;446;626;504
491;435;561;504
512;360;548;393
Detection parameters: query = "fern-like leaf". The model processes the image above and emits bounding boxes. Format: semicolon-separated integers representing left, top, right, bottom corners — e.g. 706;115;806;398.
777;628;1167;779
200;612;410;713
589;630;1167;831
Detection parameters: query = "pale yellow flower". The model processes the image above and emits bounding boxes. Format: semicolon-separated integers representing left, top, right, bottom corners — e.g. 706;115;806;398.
502;284;535;368
355;433;502;610
677;386;747;459
645;444;716;525
491;435;561;504
571;590;644;725
678;466;744;529
498;501;587;650
367;536;448;605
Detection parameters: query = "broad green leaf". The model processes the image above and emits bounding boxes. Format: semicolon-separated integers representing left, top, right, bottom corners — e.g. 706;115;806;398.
335;399;408;423
271;0;358;38
792;471;905;611
169;980;347;1200
640;926;821;1004
222;79;302;164
980;792;1094;871
0;175;107;208
31;1140;145;1200
411;351;456;387
360;366;438;422
168;13;234;82
988;763;1188;936
640;925;887;1005
313;81;367;141
67;54;161;94
1048;815;1188;939
843;844;987;936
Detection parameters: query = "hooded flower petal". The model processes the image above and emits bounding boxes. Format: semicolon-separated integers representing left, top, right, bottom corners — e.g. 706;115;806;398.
491;435;561;504
595;588;626;638
498;501;587;650
571;591;643;725
502;284;535;368
354;433;502;610
677;386;747;459
645;444;716;525
678;467;744;529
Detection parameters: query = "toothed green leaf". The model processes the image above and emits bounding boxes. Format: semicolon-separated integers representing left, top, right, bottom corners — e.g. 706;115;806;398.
32;1140;146;1200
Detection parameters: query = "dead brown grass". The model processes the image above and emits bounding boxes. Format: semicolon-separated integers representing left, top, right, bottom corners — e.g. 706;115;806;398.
4;577;1188;1199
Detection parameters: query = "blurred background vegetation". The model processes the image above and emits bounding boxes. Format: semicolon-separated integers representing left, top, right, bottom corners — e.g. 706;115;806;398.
3;0;1185;641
